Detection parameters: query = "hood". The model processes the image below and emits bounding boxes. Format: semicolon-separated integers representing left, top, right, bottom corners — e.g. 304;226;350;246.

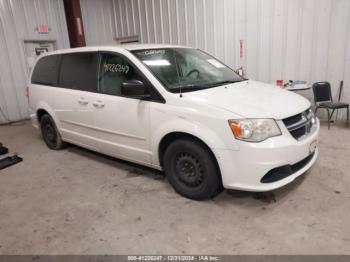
184;80;311;119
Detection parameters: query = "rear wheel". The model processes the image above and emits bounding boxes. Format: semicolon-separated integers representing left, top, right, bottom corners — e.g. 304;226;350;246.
163;138;222;200
40;114;66;150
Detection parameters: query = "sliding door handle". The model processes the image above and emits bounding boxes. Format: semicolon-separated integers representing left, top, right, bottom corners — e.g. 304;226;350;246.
93;101;105;108
78;98;88;105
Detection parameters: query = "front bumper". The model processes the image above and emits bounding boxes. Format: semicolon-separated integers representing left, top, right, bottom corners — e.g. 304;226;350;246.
214;119;320;192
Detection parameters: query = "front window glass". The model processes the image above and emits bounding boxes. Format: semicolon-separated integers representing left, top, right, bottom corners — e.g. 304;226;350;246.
132;48;244;93
98;53;144;96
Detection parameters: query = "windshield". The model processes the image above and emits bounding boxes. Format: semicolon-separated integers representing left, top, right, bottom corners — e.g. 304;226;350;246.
132;48;244;93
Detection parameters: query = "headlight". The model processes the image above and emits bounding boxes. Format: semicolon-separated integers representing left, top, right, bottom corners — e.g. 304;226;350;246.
308;108;316;125
228;119;282;142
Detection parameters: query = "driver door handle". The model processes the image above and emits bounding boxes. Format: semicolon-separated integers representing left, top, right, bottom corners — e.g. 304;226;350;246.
93;101;105;108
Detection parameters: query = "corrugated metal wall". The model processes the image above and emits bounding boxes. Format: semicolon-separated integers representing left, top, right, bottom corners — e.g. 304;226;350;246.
1;0;349;123
81;0;350;119
0;0;69;124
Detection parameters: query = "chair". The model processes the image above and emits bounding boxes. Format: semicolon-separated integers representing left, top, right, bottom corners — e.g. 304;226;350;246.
312;82;349;129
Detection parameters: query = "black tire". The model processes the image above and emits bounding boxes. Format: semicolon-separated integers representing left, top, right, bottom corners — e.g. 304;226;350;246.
163;138;223;200
40;114;66;150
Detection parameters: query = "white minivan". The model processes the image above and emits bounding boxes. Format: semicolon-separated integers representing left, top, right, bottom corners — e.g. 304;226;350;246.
28;44;319;200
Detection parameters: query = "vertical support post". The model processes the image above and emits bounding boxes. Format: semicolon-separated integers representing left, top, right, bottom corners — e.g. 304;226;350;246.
63;0;86;47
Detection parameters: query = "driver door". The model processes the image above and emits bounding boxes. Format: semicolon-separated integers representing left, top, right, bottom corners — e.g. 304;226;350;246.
92;52;152;165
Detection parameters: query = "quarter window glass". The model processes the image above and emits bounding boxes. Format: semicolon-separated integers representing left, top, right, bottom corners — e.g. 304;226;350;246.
59;52;98;92
98;53;143;96
31;55;61;86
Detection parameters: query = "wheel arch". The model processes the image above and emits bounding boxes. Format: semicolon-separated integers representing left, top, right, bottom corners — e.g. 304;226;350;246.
158;132;222;177
37;108;48;122
35;102;60;129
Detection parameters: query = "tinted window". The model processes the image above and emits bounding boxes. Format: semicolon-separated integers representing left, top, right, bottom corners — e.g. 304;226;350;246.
59;52;98;92
98;53;145;96
31;54;61;86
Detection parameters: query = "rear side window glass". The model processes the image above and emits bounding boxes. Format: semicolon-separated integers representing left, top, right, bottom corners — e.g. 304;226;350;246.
59;52;98;92
31;55;61;86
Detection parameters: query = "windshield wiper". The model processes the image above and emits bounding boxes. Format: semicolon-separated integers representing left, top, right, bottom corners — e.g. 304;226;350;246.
171;79;246;93
202;80;245;87
171;84;207;93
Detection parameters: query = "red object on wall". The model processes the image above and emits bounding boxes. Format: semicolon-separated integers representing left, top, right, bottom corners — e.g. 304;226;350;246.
63;0;86;47
236;67;244;77
240;40;244;59
38;25;49;34
276;80;284;87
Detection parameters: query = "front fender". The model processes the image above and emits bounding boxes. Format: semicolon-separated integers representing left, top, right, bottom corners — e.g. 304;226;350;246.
151;117;238;166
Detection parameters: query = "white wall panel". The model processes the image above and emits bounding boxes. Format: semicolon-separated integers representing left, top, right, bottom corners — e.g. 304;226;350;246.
160;0;170;43
327;1;350;97
284;0;302;81
257;0;273;83
246;0;259;79
138;0;147;42
0;0;69;123
234;0;246;68
185;0;195;48
214;0;225;60
177;0;187;46
312;0;332;82
299;0;316;84
80;0;350;119
223;0;234;68
204;0;215;53
145;0;155;43
194;0;205;50
153;0;162;43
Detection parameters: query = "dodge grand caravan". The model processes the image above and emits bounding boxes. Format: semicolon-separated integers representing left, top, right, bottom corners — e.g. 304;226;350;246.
28;44;319;200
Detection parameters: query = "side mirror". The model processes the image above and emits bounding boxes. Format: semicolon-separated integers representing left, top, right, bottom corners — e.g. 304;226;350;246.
121;80;150;99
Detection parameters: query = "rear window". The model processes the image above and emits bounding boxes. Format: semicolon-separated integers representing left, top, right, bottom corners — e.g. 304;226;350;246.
59;52;98;92
31;54;61;86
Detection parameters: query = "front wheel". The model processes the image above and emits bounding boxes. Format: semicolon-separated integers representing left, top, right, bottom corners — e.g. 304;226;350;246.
163;138;222;200
40;114;66;150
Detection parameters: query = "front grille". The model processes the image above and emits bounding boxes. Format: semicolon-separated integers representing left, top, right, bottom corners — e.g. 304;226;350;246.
283;109;314;140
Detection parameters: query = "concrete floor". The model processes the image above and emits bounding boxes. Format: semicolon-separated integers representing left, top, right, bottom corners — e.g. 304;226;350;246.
0;121;349;255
